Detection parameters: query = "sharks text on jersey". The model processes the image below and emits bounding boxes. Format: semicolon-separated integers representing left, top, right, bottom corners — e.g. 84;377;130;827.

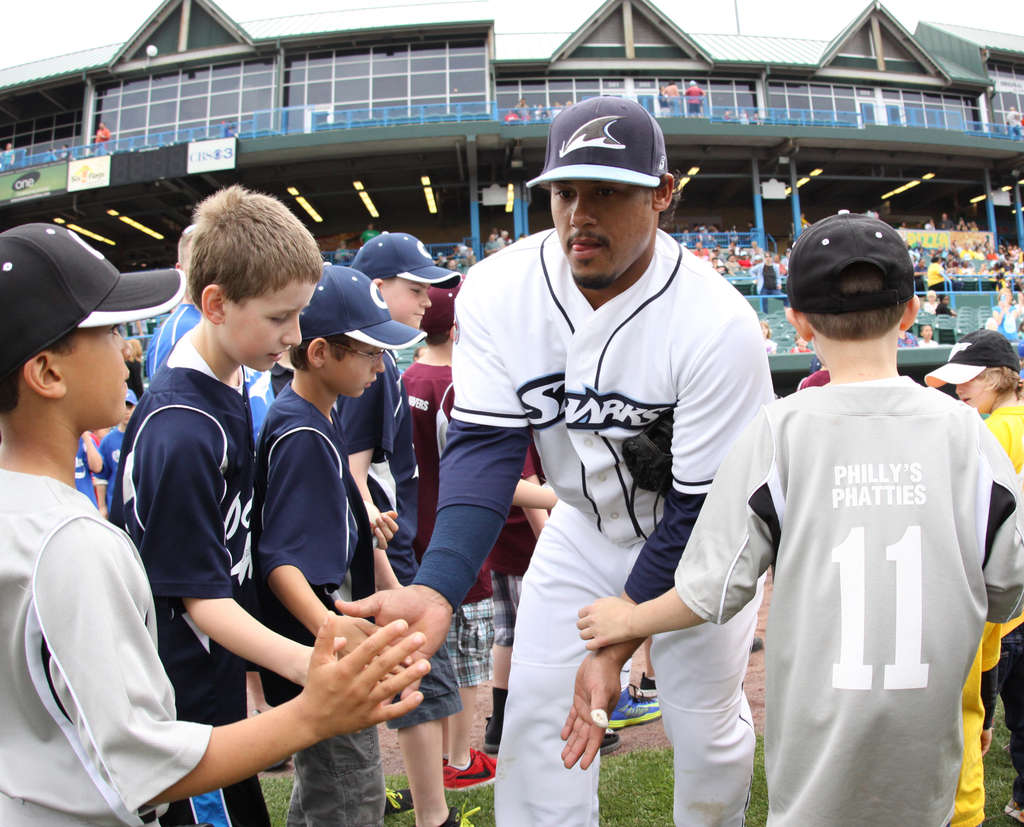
517;373;672;431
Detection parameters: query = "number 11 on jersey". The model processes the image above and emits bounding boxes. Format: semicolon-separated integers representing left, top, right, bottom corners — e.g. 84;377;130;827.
832;525;930;691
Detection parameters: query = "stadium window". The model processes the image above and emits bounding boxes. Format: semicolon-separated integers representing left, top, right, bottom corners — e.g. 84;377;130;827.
335;78;370;103
306;82;332;106
209;92;240;117
449;70;485;95
241;89;272;112
179;98;208;120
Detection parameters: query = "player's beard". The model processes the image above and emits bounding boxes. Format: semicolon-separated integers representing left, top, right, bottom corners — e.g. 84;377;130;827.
571;270;618;290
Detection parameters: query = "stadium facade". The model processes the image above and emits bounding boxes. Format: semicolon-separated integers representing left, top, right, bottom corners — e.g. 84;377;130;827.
1;0;1024;266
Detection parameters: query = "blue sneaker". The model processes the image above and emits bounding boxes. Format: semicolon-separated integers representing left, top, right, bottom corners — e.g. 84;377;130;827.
608;684;661;730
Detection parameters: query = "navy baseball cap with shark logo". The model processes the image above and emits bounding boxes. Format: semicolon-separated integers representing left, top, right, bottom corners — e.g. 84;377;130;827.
527;96;668;188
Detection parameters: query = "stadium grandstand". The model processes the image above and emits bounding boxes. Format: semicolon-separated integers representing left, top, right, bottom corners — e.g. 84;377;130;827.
2;0;1024;389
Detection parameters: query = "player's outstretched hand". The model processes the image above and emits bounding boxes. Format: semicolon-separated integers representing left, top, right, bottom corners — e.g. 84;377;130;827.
577;597;636;650
336;584;452;661
560;651;623;771
332;615;379;656
364;500;398;549
298;616;430;738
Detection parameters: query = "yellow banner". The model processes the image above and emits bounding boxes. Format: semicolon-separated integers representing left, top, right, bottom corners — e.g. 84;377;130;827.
901;229;950;249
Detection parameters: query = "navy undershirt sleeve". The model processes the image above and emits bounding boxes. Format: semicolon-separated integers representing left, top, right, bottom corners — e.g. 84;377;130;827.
414;421;530;607
624;489;707;603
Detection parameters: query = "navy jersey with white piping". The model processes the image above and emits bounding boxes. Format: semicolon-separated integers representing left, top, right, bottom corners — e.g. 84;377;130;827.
334;352;420;586
253;384;375;706
110;338;256;728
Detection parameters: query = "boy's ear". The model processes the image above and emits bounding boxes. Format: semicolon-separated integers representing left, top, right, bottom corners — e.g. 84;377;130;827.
20;349;69;401
200;283;228;324
785;306;815;341
898;295;921;332
306;337;328;367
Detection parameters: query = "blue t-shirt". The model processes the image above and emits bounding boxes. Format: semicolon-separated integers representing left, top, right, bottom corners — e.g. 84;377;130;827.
334;351;420;585
96;427;125;512
74;438;98;506
111;357;256;727
145;304;275;440
253;384;375;706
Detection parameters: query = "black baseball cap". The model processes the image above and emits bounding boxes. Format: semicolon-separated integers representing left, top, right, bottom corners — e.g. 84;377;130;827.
527;96;668;188
0;223;185;379
925;329;1020;387
300;265;424;349
352;232;461;288
787;212;914;314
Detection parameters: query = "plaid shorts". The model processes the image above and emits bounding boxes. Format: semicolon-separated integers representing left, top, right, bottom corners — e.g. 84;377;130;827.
490;571;524;648
445;598;495;688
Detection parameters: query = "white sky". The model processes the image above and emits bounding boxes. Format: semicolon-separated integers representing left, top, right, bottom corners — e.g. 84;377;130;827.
1;0;1022;71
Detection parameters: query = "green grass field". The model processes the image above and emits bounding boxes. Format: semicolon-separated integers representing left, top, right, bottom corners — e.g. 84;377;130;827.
260;707;1020;826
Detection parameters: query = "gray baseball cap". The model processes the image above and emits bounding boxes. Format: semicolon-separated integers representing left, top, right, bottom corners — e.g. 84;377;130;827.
527;97;668;189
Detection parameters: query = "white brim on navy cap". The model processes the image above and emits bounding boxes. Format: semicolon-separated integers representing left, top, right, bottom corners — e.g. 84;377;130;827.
78;268;186;328
348;320;425;350
527;163;663;188
390;268;461;288
924;362;986;388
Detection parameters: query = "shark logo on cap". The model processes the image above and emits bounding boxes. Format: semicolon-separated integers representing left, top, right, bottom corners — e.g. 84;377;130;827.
558;116;626;158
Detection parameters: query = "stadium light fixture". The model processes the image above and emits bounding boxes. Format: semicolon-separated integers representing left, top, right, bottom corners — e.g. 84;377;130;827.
970;194;987;203
784;186;792;196
353;181;379;219
675;176;691;192
1002;185;1013;192
53;217;66;224
686;166;700;177
421;176;438;215
796;177;811;188
880;180;920;200
118;215;165;240
505;183;515;213
284;186;323;223
106;209;120;216
921;172;935;180
809;168;823;177
67;223;115;246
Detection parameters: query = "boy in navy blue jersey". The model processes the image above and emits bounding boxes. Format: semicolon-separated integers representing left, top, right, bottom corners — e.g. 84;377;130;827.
340;232;465;827
111;185;328;826
254;266;424;826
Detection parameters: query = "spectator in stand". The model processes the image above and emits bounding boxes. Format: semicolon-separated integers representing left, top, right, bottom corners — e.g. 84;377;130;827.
124;337;145;400
360;223;382;245
995;289;1021;341
94;122;112;153
927;255;947;290
937;294;957;317
923;217;936;231
760;320;777;355
922;290;939;315
897;328;918;348
660;81;680;115
692;241;711;260
1008;107;1022;139
939;212;955;230
484;230;503;257
1;142;14;170
918;323;938;347
684;80;705;116
789;336;812;354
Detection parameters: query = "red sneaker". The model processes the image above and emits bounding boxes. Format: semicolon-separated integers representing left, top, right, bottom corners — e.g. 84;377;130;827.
443;748;496;789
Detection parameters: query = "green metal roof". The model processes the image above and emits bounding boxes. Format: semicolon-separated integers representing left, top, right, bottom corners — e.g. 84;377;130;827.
690;34;827;67
926;22;1024;58
0;44;118;93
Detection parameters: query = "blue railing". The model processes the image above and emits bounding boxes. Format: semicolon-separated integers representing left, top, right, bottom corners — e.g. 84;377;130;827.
2;96;1021;177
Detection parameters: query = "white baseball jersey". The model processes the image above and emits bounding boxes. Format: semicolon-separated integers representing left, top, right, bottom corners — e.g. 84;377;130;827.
452;228;774;546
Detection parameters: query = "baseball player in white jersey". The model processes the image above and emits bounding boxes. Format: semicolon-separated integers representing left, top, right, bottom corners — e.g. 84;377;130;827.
339;96;773;826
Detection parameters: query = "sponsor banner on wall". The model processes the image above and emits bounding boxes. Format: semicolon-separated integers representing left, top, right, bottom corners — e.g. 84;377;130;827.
0;163;67;205
898;228;995;250
187;137;237;174
67;156;111;192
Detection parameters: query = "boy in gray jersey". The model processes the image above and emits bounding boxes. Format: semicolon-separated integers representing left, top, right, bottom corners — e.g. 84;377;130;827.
0;224;430;826
575;212;1024;826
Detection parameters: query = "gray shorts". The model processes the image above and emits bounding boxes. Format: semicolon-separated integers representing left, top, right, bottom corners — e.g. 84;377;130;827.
385;642;462;730
288;726;383;827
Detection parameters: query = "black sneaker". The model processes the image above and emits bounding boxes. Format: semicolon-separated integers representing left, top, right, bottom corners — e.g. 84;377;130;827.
483;714;500;755
600;730;621;755
384;786;413;815
751;636;765;653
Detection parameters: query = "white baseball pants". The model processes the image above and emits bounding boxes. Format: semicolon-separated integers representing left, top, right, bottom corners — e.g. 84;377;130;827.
494;501;762;826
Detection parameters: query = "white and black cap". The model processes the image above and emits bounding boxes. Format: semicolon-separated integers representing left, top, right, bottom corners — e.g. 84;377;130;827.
0;223;185;378
527;96;668;188
925;329;1020;388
